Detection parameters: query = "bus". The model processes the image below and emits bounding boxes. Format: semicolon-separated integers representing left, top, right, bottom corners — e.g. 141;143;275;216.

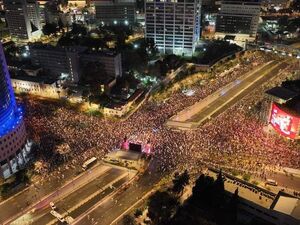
82;157;97;170
50;210;65;223
266;179;278;186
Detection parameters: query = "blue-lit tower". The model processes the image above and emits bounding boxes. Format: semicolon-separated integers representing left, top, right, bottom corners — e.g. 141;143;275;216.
0;42;31;178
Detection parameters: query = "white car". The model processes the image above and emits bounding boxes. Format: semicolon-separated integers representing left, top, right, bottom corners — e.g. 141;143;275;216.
49;202;56;210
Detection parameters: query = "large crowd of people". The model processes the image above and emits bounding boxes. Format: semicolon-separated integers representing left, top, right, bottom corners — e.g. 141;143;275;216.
21;51;300;182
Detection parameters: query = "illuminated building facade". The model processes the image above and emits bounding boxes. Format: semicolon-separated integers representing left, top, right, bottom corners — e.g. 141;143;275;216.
0;42;31;178
215;0;261;47
30;44;123;83
93;0;136;25
266;85;300;139
269;103;300;139
4;0;41;41
145;0;201;56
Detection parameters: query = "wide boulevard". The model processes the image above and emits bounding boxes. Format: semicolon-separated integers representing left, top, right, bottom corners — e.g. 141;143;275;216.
167;60;288;129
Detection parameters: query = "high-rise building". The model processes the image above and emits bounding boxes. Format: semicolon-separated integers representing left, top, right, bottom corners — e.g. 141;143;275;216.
29;44;123;83
145;0;201;56
30;45;84;83
215;0;261;46
93;0;136;25
0;42;31;178
43;1;60;25
4;0;41;41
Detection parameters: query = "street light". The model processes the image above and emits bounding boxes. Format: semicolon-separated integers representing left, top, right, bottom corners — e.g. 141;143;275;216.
134;44;138;49
113;20;117;25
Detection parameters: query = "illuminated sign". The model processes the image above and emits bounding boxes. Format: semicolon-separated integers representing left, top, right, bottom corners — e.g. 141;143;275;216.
269;103;300;139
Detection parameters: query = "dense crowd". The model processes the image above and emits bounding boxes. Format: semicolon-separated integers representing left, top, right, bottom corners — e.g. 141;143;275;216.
22;51;300;181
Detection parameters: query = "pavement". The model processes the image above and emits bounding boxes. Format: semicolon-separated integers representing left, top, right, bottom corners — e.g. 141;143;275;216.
0;163;120;225
166;60;289;129
262;172;300;192
73;166;164;225
11;167;136;225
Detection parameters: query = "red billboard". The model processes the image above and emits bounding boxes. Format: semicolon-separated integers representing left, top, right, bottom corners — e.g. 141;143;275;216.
269;103;300;139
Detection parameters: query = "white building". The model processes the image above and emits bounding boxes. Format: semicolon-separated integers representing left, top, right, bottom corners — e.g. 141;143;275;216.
4;0;42;41
11;76;67;99
145;0;201;56
215;0;261;47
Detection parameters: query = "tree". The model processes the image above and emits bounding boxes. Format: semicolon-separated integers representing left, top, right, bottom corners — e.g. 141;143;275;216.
15;169;29;184
134;208;143;218
172;170;190;196
42;23;58;35
191;174;214;206
123;215;136;225
0;183;10;197
58;0;68;7
58;18;64;30
148;191;179;225
71;23;87;36
291;0;300;12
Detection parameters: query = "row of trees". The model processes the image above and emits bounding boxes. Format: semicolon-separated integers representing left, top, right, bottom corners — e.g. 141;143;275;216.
173;171;238;225
192;41;242;65
125;171;239;225
0;169;30;198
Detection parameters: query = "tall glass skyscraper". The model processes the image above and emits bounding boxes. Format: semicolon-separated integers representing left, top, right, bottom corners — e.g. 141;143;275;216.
0;42;31;178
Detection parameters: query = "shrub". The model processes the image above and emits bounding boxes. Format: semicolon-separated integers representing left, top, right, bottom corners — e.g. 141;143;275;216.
242;174;251;182
134;208;143;218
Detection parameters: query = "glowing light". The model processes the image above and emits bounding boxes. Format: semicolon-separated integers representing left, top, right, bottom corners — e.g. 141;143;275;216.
22;52;29;57
0;43;25;138
269;103;300;139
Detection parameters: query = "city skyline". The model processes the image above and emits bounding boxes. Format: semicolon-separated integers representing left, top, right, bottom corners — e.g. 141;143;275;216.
0;0;299;225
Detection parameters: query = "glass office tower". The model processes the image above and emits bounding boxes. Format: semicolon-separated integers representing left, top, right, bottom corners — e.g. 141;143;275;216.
0;42;31;178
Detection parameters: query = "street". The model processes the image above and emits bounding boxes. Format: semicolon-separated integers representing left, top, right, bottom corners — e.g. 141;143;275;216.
166;60;288;129
1;164;133;225
10;167;135;225
73;168;163;225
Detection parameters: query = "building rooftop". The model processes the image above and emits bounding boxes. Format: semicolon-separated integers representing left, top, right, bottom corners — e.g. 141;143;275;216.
281;96;300;115
81;49;119;57
265;86;298;101
271;192;300;221
11;74;58;85
224;179;274;209
29;43;88;53
224;35;236;40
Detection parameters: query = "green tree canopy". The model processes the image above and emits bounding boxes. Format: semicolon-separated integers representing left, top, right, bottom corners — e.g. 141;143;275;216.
148;191;179;225
172;170;190;196
42;23;59;36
